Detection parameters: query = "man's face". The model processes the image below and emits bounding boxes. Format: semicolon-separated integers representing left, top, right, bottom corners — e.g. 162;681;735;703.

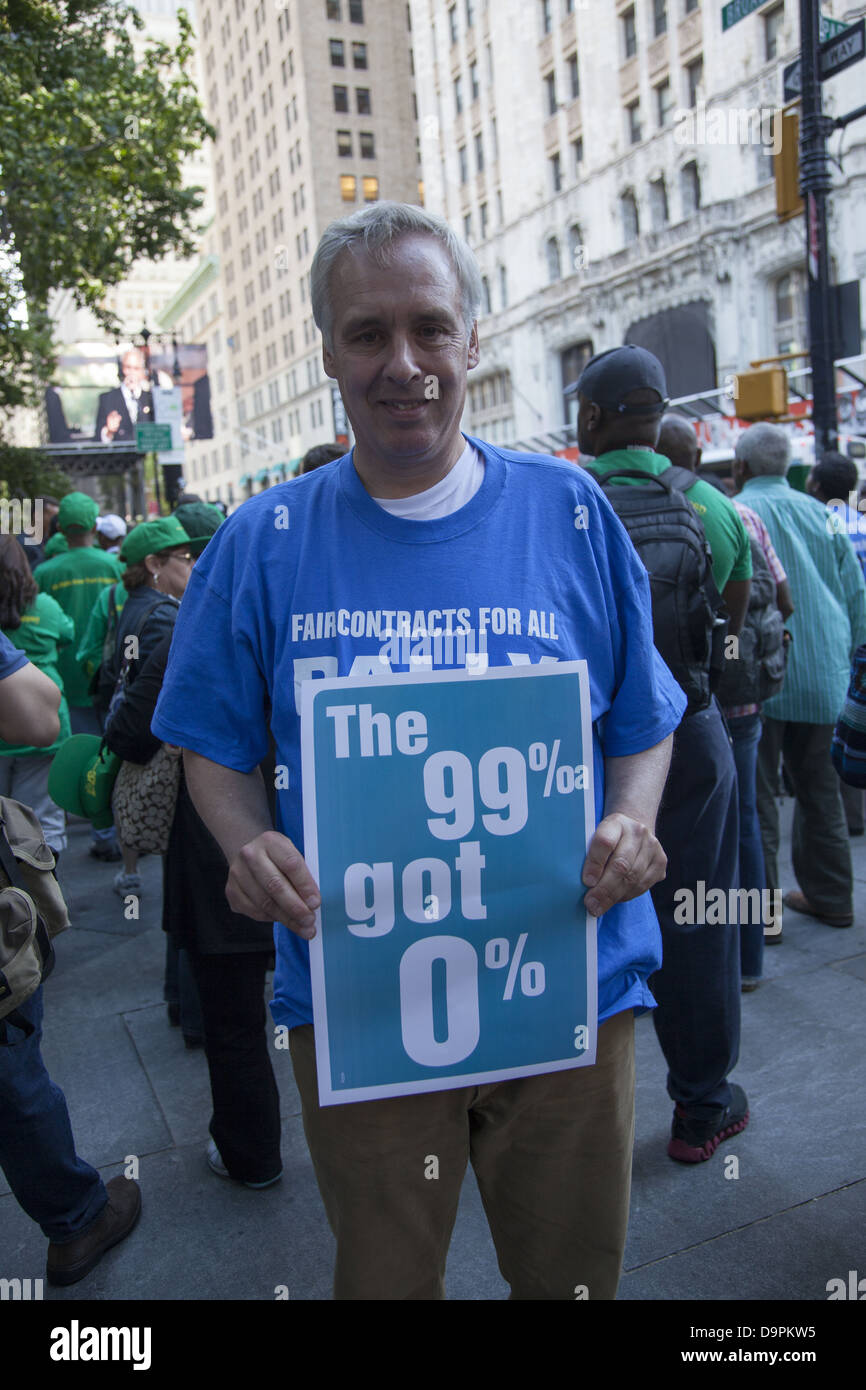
122;351;147;390
322;234;479;483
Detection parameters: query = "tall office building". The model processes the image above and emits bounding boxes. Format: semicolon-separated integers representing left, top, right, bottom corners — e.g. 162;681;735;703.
196;0;420;500
411;0;866;449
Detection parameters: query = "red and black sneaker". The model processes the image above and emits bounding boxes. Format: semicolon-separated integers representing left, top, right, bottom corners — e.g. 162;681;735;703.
667;1084;750;1163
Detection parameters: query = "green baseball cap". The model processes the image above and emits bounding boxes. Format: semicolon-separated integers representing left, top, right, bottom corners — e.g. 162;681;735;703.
119;516;191;567
173;502;224;555
47;735;121;830
43;533;69;558
57;491;99;534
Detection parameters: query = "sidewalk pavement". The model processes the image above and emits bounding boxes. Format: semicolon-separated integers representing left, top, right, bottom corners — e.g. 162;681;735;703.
2;798;865;1302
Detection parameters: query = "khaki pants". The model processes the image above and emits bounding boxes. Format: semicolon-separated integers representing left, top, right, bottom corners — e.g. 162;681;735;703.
289;1008;635;1301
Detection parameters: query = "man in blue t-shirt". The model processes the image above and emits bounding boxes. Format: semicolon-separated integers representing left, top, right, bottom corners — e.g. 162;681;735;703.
153;202;685;1301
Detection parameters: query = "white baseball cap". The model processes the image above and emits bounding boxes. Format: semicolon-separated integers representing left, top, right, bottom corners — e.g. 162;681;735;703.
96;513;128;540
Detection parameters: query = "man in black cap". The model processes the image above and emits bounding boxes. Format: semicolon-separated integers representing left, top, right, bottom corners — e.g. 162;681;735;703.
574;345;753;1163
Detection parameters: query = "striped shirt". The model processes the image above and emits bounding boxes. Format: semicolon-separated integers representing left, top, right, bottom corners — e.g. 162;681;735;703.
738;475;866;724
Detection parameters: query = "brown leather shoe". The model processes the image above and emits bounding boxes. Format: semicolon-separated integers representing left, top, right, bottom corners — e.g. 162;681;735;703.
46;1176;141;1286
783;890;854;928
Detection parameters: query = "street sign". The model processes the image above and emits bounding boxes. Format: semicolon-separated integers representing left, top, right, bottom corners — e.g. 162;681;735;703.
302;663;598;1105
783;19;865;102
134;422;172;452
721;0;764;31
725;2;848;37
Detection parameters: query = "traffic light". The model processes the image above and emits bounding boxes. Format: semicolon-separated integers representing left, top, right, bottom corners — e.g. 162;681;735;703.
774;109;804;222
732;367;789;421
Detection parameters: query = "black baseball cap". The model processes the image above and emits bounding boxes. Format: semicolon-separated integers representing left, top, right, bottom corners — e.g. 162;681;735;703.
565;345;670;415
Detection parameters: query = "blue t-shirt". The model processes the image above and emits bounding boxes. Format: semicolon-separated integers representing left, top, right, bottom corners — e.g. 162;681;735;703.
153;438;686;1029
0;632;28;682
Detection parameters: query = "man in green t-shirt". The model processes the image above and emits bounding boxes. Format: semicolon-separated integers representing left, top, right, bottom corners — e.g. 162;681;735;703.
576;345;751;1165
33;492;123;715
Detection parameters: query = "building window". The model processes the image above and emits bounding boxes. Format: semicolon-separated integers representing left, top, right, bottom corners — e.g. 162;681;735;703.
353;41;367;68
475;130;484;171
568;53;579;100
464;211;472;241
454;75;463;114
448;5;457;43
333;84;349;111
656;78;673;127
540;0;552;36
545;72;557;116
680;159;700;214
480;201;488;238
356;86;371;113
550;150;562;192
627;100;641;144
684;0;699;12
620;189;639;242
764;3;784;61
466;0;474;26
568;222;585;271
330;39;345;67
499;263;508;308
362;175;379;201
341;174;357;201
649;175;669;227
685;56;703;108
653;0;667;38
572;135;584;172
470;60;479;101
326;0;341;18
622;6;636;60
337;129;352;156
481;275;491;313
349;0;364;21
546;236;562;282
774;269;807;355
459;145;468;182
360;130;375;157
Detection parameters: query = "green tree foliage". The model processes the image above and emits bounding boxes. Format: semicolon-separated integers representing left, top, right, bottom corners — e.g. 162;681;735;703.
0;0;215;416
0;442;73;500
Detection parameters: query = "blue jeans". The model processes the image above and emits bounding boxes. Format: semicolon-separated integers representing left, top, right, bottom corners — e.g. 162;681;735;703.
728;713;765;980
0;988;107;1241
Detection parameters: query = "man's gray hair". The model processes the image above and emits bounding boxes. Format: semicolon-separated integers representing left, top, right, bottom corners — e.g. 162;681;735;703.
311;201;483;351
735;421;791;476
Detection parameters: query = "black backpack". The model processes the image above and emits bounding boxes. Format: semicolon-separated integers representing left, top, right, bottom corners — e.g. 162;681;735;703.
598;466;729;717
716;536;788;708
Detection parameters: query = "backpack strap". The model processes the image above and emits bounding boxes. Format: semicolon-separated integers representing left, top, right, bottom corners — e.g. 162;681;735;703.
0;821;55;1041
598;468;677;492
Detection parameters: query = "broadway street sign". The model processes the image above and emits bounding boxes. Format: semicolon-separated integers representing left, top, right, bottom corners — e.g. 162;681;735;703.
783;19;866;101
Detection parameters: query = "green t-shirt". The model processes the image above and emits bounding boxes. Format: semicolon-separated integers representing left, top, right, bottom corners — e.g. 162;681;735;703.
585;447;752;591
77;577;129;683
33;546;124;707
0;593;75;756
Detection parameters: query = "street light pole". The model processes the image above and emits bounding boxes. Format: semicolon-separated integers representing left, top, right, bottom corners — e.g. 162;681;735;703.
799;0;837;460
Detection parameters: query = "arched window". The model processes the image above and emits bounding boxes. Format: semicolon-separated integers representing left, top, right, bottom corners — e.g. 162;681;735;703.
546;236;562;282
568;223;585;272
773;269;807;356
620;190;639;243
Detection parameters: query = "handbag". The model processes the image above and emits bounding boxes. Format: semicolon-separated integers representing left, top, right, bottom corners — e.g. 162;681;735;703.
0;797;69;1039
111;743;182;854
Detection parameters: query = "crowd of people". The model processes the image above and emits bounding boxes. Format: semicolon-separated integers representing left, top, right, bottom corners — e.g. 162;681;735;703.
1;201;864;1300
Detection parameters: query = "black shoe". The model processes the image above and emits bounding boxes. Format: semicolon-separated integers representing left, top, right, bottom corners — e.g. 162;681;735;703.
46;1177;141;1286
668;1084;750;1163
89;843;122;863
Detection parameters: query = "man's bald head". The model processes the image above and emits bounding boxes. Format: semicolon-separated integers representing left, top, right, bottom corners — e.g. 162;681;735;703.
657;414;700;472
